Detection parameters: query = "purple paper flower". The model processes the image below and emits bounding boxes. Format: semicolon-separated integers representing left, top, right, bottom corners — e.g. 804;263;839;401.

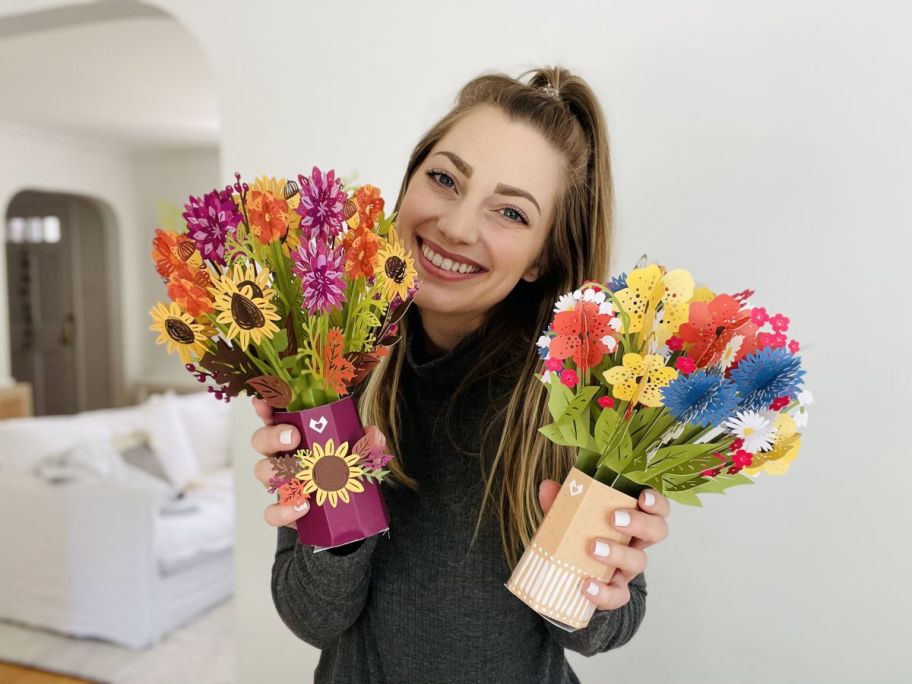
183;187;242;266
293;240;347;314
360;444;393;471
296;167;347;243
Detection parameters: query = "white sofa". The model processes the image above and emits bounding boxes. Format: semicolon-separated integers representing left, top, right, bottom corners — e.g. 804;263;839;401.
0;391;235;649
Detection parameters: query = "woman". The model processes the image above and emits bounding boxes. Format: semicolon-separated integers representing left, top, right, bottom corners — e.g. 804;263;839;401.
250;66;671;683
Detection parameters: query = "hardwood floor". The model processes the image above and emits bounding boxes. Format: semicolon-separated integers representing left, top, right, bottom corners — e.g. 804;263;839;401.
0;662;93;684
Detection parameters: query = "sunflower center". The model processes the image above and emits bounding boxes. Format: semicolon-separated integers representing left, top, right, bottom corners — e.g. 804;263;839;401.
231;292;266;330
312;455;351;492
165;317;195;344
384;255;407;283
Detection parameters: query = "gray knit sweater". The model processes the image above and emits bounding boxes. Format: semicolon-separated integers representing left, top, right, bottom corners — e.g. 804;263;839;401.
271;315;647;683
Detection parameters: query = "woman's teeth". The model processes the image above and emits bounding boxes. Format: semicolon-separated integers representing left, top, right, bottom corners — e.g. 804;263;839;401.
421;242;481;274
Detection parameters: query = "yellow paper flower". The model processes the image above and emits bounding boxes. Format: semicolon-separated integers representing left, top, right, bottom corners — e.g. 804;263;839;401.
603;353;678;408
743;414;802;476
209;263;281;351
149;301;212;363
374;226;416;302
296;439;365;508
613;264;694;345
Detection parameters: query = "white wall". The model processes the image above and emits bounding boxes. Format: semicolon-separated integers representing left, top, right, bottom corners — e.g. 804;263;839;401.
145;1;909;682
3;1;909;682
132;146;221;385
0;120;138;402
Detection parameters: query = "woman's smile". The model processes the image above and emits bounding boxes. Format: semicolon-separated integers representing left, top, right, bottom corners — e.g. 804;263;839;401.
414;235;488;282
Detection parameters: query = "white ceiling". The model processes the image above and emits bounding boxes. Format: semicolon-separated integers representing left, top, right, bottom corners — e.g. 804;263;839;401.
0;15;219;147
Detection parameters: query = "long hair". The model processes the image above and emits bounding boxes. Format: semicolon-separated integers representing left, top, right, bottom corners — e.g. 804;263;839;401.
358;66;614;567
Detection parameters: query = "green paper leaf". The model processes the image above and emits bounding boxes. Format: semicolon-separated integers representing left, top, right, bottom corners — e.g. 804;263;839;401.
539;422;577;447
664;488;704;506
547;382;573;423
688;472;754;496
594;408;621;453
624;444;717;482
556;386;598;425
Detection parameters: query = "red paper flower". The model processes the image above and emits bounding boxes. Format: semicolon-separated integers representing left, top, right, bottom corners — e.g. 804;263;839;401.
598;396;615;409
678;294;758;367
666;336;684;351
559;368;579;388
788;339;800;353
769;313;790;333
769;396;791;411
751;307;769;326
675;356;697;375
547;301;616;372
544;357;563;372
758;332;787;349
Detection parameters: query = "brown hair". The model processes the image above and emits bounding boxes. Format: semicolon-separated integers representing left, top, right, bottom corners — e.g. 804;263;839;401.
359;66;614;567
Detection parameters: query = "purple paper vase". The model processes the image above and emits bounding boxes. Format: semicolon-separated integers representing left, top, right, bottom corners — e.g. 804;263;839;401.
273;395;390;549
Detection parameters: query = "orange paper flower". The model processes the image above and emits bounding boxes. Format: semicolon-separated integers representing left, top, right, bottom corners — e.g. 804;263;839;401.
548;301;616;372
343;226;381;279
152;229;201;280
349;184;384;231
678;294;758;367
320;328;356;396
167;271;213;318
247;189;289;245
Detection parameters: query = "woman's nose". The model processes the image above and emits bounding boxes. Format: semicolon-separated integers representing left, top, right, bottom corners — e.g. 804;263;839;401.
436;202;479;246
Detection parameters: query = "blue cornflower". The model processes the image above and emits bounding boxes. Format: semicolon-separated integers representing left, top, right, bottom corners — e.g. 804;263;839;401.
660;370;740;426
730;346;805;412
607;272;628;292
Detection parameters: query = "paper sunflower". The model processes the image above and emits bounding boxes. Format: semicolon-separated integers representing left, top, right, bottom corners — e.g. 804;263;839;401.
209;263;281;351
149;301;212;363
374;229;416;302
295;439;365;508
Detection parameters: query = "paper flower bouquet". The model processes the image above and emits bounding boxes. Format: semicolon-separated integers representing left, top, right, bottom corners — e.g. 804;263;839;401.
506;262;811;630
149;169;418;548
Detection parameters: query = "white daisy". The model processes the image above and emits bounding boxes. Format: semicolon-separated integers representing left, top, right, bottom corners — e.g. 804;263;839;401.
719;335;744;369
790;407;809;428
725;410;777;453
582;288;607;304
601;335;618;352
554;293;577;312
536;334;551;350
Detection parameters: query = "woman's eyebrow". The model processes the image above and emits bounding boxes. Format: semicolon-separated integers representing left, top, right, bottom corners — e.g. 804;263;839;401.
433;151;474;178
433;150;541;215
494;184;541;216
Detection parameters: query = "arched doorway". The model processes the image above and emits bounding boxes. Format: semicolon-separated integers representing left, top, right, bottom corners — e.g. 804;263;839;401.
5;190;113;414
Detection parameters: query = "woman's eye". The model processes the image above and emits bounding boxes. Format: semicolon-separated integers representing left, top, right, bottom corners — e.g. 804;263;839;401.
502;206;529;225
426;169;456;190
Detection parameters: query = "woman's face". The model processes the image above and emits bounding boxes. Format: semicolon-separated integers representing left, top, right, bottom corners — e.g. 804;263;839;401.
396;105;565;325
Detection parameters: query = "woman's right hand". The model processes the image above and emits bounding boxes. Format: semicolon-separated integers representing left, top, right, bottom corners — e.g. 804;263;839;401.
250;396;388;530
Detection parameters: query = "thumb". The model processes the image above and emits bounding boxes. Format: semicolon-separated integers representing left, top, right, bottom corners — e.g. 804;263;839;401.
538;479;561;515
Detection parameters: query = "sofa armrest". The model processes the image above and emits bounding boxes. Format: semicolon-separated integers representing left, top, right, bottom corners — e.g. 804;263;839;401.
0;474;165;648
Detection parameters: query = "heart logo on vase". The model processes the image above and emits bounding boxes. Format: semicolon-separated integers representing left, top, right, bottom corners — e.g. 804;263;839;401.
568;479;583;497
309;416;328;434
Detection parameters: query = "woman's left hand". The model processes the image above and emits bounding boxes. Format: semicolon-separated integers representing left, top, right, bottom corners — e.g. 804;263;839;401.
538;480;670;611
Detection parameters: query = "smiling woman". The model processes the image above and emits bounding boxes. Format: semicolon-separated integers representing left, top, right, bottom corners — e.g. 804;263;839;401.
256;66;663;683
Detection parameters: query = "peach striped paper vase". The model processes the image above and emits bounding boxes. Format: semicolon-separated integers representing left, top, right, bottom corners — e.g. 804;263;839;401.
506;467;637;631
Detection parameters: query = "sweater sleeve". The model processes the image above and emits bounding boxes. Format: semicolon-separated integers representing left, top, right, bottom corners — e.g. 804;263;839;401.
271;526;378;649
545;571;647;657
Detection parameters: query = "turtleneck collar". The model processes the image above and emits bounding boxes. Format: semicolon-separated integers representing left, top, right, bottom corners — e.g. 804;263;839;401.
403;306;484;384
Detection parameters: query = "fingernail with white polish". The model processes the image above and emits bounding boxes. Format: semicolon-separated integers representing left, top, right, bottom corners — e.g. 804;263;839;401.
644;491;655;507
614;510;630;527
585;580;600;596
293;502;309;512
594;540;611;558
279;428;293;445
